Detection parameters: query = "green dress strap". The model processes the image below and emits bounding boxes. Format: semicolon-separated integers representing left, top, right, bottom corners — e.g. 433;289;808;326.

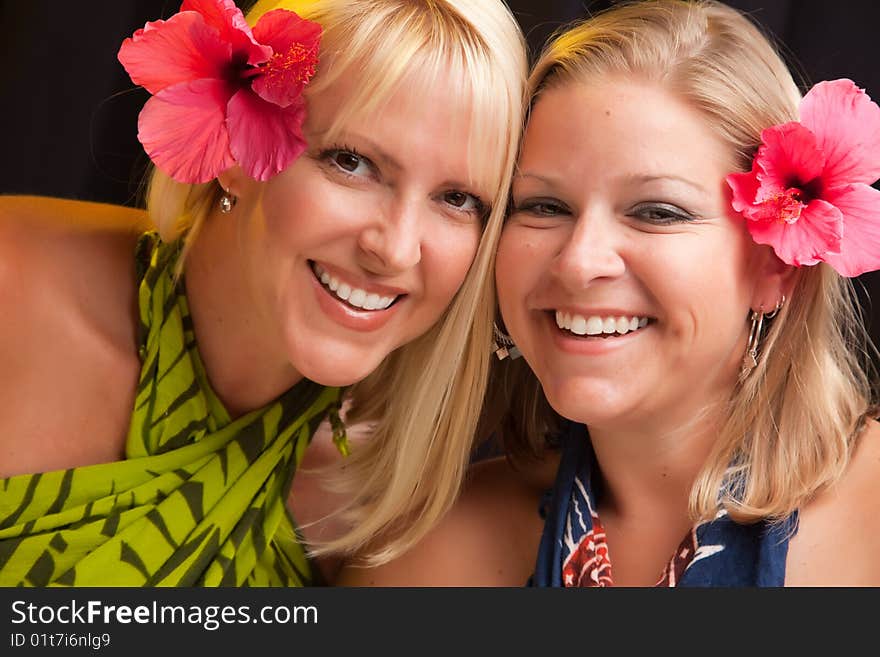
0;232;341;586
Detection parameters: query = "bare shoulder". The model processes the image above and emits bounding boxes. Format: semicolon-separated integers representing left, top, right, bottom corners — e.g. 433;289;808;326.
0;196;148;477
787;419;880;586
337;451;559;587
0;195;149;307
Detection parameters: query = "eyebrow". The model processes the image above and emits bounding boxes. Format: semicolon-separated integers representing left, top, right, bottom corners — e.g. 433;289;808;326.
627;174;708;194
513;172;709;195
512;172;560;186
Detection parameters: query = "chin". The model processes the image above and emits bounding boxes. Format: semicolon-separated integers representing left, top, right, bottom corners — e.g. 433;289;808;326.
293;346;385;388
541;377;633;426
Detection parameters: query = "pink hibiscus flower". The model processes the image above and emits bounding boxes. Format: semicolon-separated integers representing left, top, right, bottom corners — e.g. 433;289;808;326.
726;79;880;277
118;0;321;184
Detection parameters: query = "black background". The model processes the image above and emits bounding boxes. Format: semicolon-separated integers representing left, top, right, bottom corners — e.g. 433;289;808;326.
1;0;878;353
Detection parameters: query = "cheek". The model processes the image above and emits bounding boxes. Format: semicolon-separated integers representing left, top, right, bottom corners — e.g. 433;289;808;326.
424;223;482;299
495;227;552;315
495;234;522;315
260;168;362;243
260;184;319;249
654;239;753;345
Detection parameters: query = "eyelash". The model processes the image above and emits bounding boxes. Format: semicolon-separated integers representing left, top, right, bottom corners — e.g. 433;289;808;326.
629;202;696;225
510;199;696;226
320;144;375;180
511;198;570;217
320;144;488;220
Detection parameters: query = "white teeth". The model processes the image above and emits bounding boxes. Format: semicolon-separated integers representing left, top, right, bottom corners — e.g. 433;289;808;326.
585;317;603;335
348;288;366;307
313;264;397;311
554;311;651;337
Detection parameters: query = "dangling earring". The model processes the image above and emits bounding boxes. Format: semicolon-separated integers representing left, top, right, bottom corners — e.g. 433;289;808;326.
738;295;785;382
492;322;521;361
219;187;237;214
739;309;764;382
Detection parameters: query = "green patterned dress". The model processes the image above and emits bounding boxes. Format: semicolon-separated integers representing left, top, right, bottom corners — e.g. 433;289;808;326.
0;233;341;586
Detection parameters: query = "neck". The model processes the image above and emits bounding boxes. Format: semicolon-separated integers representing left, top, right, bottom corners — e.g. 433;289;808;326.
183;213;303;417
587;398;726;525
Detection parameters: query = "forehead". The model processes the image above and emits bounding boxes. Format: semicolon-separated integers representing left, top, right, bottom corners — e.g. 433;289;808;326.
304;63;500;191
519;78;733;187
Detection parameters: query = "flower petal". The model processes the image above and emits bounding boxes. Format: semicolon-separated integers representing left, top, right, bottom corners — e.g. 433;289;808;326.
182;0;271;65
118;11;231;94
753;122;824;198
227;89;308;181
138;79;235;183
820;184;880;277
747;198;843;267
251;10;321;108
800;79;880;187
726;169;761;216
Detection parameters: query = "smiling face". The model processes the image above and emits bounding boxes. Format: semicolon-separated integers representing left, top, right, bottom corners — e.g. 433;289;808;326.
497;78;776;432
232;71;489;387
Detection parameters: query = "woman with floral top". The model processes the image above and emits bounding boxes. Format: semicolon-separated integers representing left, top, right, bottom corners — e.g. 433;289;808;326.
340;0;880;587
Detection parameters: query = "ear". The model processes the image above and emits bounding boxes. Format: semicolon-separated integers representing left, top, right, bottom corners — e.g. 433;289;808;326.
750;244;796;312
216;165;256;199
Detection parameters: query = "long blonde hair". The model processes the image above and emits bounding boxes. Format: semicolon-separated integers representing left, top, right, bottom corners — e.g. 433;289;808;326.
145;0;527;563
498;0;877;524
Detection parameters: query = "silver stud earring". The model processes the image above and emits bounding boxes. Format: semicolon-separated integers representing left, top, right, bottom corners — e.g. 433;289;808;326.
492;322;521;361
219;189;236;214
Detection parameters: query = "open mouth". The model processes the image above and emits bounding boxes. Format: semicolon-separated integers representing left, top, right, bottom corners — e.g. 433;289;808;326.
553;311;653;338
310;262;401;312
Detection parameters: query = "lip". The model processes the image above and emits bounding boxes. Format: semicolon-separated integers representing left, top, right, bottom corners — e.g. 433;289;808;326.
543;311;652;355
309;261;404;332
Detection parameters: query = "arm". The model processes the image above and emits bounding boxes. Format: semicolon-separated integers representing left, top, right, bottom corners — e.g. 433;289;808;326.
0;196;145;477
786;420;880;586
0;195;151;233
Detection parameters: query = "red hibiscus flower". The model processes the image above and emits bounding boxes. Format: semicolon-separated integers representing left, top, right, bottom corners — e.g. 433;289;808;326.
118;0;321;184
726;79;880;277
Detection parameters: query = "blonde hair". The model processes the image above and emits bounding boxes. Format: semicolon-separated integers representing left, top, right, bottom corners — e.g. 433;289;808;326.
145;0;527;563
498;0;877;524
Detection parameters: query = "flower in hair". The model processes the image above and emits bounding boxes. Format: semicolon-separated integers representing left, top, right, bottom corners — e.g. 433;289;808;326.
118;0;321;184
726;79;880;277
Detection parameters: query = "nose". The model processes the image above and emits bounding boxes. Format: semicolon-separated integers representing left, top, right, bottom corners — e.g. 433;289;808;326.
551;210;626;288
357;196;423;274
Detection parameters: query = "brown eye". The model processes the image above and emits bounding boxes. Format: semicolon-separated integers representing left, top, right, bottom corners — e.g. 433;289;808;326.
333;151;362;172
322;148;373;178
444;191;468;207
442;190;484;216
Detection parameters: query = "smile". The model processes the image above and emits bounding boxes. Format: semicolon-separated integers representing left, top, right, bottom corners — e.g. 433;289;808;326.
311;262;399;312
554;311;651;337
